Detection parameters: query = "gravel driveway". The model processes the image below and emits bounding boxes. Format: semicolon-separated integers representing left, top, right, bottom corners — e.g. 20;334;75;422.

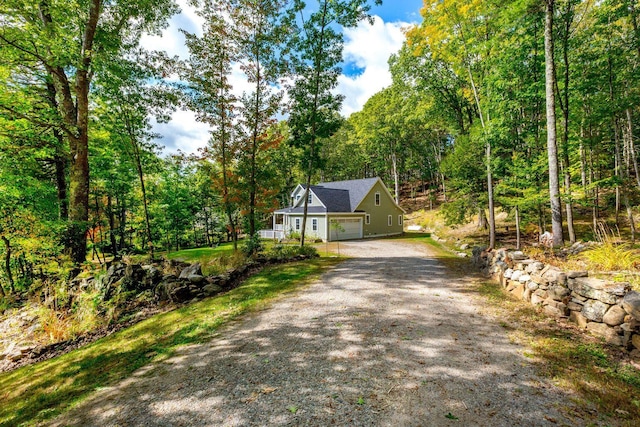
49;239;581;426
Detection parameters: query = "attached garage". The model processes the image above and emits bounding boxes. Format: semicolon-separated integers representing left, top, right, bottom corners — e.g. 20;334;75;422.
328;217;363;241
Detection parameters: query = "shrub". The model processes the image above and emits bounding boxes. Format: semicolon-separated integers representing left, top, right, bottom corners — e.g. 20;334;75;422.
242;233;264;257
297;245;319;258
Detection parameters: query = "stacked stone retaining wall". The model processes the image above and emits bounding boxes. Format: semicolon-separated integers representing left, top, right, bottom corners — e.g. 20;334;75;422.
473;247;640;351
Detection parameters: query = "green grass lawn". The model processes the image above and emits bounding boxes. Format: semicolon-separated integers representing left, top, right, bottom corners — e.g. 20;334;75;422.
0;258;340;427
163;243;236;263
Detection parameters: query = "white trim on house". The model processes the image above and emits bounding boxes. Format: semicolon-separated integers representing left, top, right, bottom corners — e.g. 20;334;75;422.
292;187;327;209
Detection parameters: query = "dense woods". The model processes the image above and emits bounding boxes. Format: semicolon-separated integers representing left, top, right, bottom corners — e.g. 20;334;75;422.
1;0;640;299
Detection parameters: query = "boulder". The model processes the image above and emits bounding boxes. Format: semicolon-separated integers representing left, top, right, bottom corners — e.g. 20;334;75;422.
518;274;531;284
459;243;470;250
168;284;193;302
544;299;568;317
504;268;514;279
523;288;532;302
509;251;528;261
511;270;523;282
203;284;222;296
525;262;545;274
603;305;627;327
567;301;583;312
512;283;526;299
569;277;629;305
142;265;163;287
572;294;587;303
529;274;548;286
582;300;610;322
622;291;640;320
187;274;206;285
567;270;588;279
179;263;203;279
570;311;588;329
542;268;567;285
548;285;571;301
526;281;540;291
531;291;547;306
121;264;147;292
104;262;126;286
587;322;623;346
632;334;640;350
544;305;566;318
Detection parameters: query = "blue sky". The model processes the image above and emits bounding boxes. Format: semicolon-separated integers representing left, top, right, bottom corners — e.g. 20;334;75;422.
371;0;424;23
141;0;425;154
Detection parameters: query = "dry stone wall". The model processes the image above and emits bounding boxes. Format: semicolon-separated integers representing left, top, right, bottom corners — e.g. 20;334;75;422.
473;247;640;351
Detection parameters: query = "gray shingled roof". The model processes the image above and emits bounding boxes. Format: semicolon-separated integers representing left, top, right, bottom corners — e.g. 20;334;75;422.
316;178;379;212
309;186;351;212
279;178;379;214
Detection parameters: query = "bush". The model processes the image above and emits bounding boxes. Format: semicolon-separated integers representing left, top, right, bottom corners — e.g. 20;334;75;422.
297;245;319;258
242;233;264;257
267;243;298;260
267;243;318;260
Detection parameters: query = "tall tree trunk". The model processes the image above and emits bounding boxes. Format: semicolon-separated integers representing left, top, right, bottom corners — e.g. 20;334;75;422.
204;206;212;246
557;3;575;243
515;205;521;251
44;81;69;221
544;0;564;247
301;0;330;248
218;60;237;251
614;119;622;226
39;0;101;265
465;63;495;248
392;152;400;204
626;109;640;189
1;236;14;293
106;194;119;259
126;126;154;259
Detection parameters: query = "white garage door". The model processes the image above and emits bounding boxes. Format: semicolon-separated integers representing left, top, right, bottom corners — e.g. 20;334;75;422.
329;218;362;241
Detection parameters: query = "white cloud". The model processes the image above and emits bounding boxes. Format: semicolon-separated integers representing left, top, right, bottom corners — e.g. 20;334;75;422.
139;0;203;60
141;8;408;154
154;109;210;155
337;16;407;117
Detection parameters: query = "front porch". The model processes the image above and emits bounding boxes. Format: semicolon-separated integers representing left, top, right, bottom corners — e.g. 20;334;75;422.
258;213;287;240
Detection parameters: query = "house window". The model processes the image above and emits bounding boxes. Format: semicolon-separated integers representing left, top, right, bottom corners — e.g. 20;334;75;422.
295;194;301;202
388;215;392;226
365;214;370;225
295;218;300;231
375;192;380;206
398;215;403;226
312;219;317;231
308;192;313;204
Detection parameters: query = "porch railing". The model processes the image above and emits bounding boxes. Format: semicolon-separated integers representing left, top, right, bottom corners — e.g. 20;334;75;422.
259;230;286;240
